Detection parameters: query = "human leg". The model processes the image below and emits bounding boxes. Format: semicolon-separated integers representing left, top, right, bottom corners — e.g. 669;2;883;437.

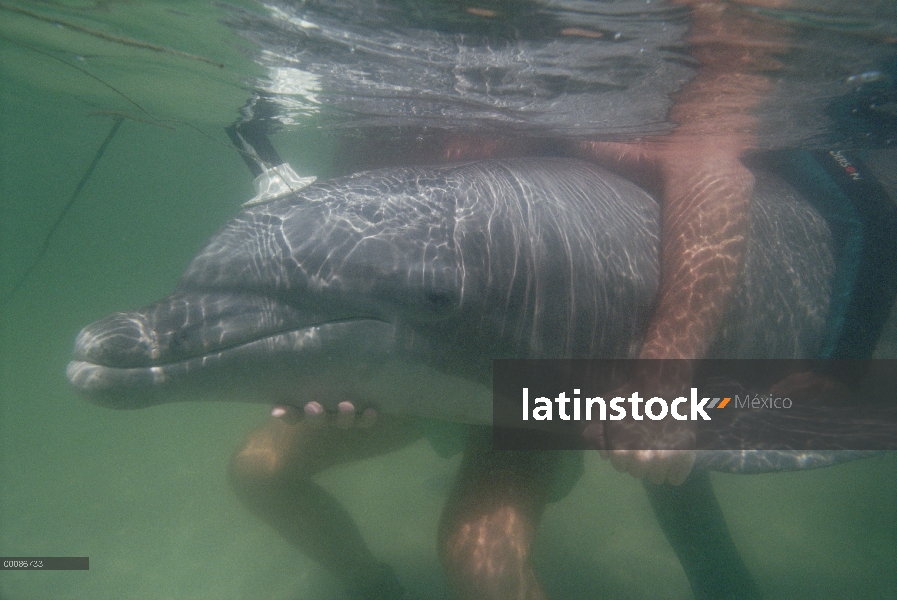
228;415;423;598
438;429;569;600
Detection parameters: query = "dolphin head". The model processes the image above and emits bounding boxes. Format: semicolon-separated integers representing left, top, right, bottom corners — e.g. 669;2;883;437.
67;166;486;418
67;159;659;422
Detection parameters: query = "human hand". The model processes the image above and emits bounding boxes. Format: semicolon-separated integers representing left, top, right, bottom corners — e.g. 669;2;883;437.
584;401;697;485
583;361;697;485
769;371;851;407
596;446;696;486
271;400;378;429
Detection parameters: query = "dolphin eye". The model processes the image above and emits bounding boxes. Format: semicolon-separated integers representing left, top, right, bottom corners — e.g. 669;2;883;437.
424;290;454;312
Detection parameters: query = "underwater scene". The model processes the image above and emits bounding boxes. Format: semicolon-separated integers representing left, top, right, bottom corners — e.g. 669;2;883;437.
2;1;897;599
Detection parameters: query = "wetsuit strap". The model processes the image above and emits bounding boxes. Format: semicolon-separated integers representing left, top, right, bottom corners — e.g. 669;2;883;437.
765;149;897;368
811;150;897;360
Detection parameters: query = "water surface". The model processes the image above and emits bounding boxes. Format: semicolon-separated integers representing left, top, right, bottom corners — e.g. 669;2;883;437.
2;1;896;599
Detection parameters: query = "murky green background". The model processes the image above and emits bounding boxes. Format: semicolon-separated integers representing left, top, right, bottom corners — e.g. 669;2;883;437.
2;2;896;599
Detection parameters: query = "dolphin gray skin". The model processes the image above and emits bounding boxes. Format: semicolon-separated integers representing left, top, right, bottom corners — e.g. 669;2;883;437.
67;158;879;473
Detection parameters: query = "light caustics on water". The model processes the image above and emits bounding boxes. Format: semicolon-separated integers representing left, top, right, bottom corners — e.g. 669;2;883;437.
67;159;887;474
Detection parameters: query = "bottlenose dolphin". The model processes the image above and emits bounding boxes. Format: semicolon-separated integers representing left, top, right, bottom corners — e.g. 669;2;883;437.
67;158;879;473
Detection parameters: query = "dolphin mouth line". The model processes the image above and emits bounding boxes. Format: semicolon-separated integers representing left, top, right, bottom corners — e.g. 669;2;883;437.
73;316;388;370
67;316;399;406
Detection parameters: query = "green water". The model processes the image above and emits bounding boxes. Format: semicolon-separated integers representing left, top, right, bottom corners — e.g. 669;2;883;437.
1;1;896;599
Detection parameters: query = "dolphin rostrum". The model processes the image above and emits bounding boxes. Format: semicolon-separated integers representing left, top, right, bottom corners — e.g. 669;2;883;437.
67;158;881;473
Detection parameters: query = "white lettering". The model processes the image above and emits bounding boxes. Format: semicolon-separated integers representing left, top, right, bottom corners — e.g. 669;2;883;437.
533;396;552;420
672;396;688;420
645;397;668;420
522;387;528;421
556;392;571;420
586;397;606;420
609;396;626;420
691;387;711;420
628;391;644;420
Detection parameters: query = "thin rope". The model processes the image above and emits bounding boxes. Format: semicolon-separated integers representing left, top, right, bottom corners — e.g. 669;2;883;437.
2;117;124;307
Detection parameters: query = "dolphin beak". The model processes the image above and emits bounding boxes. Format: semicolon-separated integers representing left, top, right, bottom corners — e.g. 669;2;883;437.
71;292;322;369
67;292;398;410
72;312;161;368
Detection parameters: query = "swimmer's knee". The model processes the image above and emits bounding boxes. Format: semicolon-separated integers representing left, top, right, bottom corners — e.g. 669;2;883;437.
228;449;279;501
438;506;540;600
439;506;529;565
227;424;308;495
